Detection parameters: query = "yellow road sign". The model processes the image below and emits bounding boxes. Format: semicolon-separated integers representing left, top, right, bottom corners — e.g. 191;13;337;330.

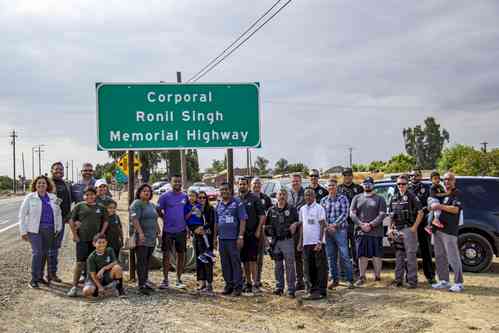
117;153;142;176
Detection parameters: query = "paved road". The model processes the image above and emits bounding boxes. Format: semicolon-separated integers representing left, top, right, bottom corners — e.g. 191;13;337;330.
0;197;24;253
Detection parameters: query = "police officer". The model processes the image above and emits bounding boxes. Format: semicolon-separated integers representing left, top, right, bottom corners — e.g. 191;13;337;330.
266;188;298;298
251;177;272;292
388;175;424;288
307;169;328;203
337;168;363;280
288;173;306;291
408;169;436;284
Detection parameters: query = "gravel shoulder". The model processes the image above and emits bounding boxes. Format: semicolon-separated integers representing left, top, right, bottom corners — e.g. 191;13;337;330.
1;194;499;332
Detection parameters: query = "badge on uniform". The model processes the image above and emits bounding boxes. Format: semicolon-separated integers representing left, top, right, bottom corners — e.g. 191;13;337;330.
96;208;101;214
285;210;290;216
421;188;425;193
319;190;323;195
403;195;408;201
444;197;449;204
261;199;265;205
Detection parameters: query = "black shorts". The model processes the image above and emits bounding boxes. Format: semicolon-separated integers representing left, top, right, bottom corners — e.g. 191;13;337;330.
241;234;258;263
162;231;187;254
76;241;95;262
84;271;113;296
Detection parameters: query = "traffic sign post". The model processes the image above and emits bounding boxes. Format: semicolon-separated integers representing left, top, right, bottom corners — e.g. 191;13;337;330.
96;83;261;150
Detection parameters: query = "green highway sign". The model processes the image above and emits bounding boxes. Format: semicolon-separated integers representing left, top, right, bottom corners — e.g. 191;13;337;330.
96;83;260;150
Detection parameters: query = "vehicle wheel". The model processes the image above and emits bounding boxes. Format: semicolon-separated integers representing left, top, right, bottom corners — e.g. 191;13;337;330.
166;244;197;272
458;233;494;273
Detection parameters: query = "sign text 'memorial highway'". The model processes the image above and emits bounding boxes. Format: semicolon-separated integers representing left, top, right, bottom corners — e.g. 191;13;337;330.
96;83;260;150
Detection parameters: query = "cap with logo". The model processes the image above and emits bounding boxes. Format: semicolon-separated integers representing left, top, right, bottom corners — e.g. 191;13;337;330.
362;176;374;185
342;168;353;176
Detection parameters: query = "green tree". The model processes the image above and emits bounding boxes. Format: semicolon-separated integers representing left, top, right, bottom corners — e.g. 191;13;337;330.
437;145;499;176
186;149;201;181
254;156;270;175
368;160;386;172
352;163;368;172
0;176;14;191
274;158;289;174
207;158;226;174
403;117;450;169
384;153;416;173
287;163;309;174
94;162;116;182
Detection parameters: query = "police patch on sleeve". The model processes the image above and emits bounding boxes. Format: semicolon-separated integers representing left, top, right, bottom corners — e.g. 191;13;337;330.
285;210;290;216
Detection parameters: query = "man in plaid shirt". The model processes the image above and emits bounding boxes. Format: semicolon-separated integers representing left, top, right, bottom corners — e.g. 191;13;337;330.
320;177;354;289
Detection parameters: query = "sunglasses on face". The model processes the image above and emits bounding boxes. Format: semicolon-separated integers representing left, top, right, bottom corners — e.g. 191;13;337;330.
397;183;408;186
82;169;93;172
199;196;207;199
309;175;319;178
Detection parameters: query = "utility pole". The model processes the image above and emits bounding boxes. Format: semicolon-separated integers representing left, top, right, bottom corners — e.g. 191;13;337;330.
31;147;35;181
128;150;136;281
10;130;17;193
246;148;250;176
480;142;488;153
65;161;69;179
227;148;234;194
177;71;188;189
71;160;74;182
21;152;26;192
348;147;353;168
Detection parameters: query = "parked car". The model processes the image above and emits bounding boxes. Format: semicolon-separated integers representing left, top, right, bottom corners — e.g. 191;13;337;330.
188;184;219;202
154;183;172;195
151;180;168;191
262;178;328;203
373;176;499;273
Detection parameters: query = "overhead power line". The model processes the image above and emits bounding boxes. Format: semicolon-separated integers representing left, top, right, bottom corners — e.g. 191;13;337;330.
188;0;292;82
187;0;284;82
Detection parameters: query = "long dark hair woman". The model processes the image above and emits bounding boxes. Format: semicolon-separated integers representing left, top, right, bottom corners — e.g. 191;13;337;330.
129;183;161;295
19;175;63;288
195;190;216;292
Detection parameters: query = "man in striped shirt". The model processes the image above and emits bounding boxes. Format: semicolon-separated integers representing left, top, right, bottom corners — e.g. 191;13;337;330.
320;177;353;289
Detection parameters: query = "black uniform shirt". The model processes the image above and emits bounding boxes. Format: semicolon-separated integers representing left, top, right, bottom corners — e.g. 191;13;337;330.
439;189;462;236
236;192;265;234
409;181;430;205
337;182;364;204
266;204;299;240
307;184;328;203
388;191;422;230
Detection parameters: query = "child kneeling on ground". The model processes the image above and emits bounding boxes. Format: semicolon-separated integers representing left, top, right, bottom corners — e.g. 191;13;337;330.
82;234;125;298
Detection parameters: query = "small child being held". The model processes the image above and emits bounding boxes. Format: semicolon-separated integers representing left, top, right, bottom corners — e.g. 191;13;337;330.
425;171;450;234
184;190;214;292
105;200;124;260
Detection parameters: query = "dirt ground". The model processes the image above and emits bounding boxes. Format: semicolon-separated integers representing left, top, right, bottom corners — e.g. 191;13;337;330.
2;194;499;333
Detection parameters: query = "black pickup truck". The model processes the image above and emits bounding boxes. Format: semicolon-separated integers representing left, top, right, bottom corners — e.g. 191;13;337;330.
374;176;499;273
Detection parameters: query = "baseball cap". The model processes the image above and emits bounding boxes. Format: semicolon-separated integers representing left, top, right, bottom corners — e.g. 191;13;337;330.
342;168;353;176
430;171;440;179
95;179;108;187
309;169;320;177
362;176;374;185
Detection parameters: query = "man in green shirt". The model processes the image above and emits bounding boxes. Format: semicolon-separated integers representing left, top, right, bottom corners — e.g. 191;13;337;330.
82;234;125;297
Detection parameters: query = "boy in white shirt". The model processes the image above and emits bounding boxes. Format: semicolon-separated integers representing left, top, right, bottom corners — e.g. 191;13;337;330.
298;189;328;300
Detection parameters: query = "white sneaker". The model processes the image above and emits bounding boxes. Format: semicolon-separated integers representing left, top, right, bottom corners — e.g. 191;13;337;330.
449;283;464;292
67;286;78;297
432;281;450;289
175;280;186;289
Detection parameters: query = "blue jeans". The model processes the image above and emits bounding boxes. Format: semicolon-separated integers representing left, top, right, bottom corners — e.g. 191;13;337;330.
28;226;55;282
325;227;353;282
47;223;65;274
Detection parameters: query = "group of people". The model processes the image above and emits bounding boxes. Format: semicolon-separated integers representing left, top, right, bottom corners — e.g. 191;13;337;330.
18;162;464;301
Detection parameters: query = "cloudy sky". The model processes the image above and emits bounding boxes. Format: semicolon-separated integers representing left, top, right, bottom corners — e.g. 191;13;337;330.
1;0;499;179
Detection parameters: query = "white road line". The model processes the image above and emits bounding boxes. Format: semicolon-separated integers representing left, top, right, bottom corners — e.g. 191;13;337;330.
0;222;19;234
0;219;10;225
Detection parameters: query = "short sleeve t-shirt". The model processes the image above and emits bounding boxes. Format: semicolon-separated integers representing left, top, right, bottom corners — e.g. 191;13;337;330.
439;189;463;236
184;202;203;227
130;199;158;247
106;214;123;249
430;184;446;201
299;202;326;246
87;247;116;273
158;191;188;234
96;195;114;208
71;202;107;241
236;192;265;234
215;198;248;240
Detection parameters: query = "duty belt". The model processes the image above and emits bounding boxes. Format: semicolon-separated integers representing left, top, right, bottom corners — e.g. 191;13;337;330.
275;235;293;241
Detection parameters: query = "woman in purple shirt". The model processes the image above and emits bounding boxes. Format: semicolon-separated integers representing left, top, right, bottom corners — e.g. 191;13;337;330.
19;175;63;289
